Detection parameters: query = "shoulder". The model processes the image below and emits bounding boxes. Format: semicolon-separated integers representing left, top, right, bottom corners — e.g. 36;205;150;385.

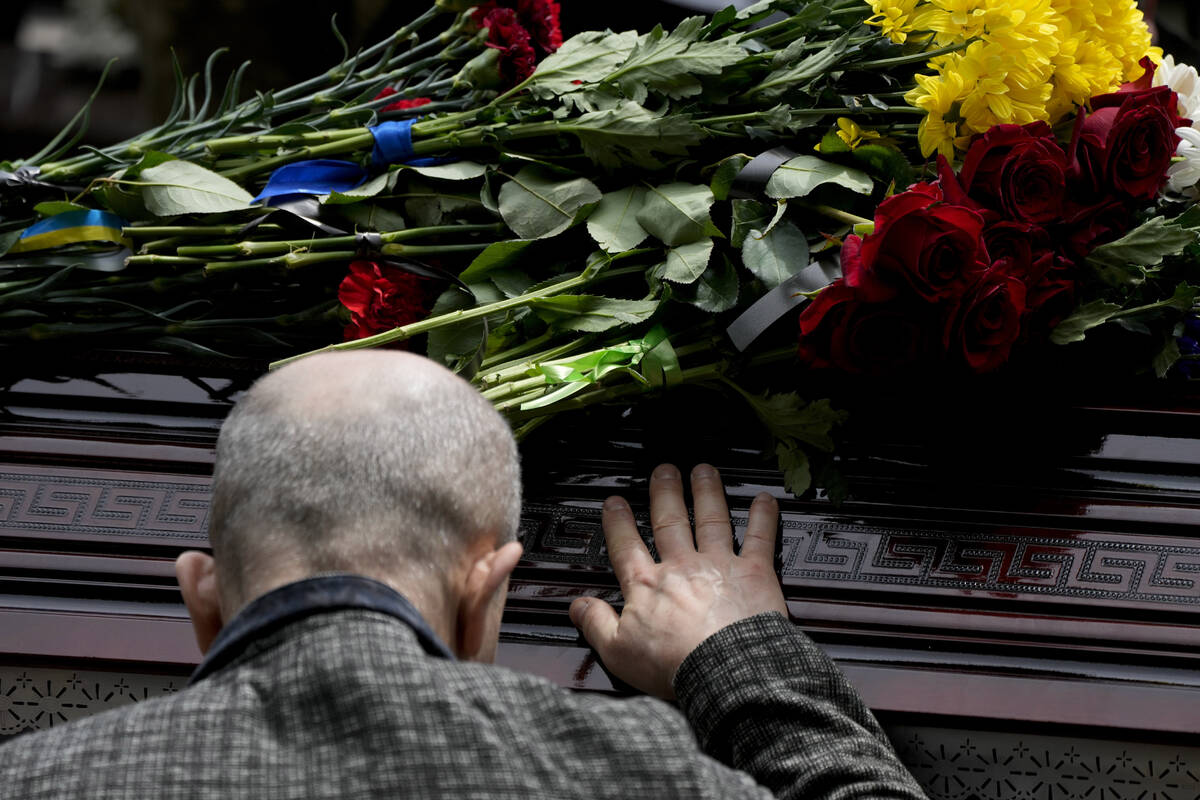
0;686;198;796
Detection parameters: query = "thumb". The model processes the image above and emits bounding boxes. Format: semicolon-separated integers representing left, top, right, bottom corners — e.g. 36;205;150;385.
569;597;620;655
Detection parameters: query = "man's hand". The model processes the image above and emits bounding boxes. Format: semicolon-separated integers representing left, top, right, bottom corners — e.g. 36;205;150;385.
569;463;788;700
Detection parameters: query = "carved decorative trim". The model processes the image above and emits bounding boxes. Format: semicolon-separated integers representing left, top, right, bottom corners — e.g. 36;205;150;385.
890;724;1200;800
2;468;1200;610
0;465;210;543
0;665;181;739
519;504;1200;609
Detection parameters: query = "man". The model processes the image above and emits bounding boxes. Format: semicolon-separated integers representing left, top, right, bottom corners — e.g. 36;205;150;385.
0;350;926;799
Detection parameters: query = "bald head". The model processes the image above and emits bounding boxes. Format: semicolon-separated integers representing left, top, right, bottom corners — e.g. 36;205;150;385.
208;351;522;611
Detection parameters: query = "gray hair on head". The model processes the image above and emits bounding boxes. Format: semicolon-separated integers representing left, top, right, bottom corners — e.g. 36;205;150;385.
208;351;522;607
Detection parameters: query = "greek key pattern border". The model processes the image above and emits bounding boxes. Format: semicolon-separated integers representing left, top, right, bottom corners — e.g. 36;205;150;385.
0;467;211;541
520;503;1200;607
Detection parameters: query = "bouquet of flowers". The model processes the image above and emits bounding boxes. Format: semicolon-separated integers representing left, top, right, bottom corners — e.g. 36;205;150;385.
1;0;1195;498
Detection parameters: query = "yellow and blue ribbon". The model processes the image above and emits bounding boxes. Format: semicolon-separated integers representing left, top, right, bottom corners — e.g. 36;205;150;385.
8;209;129;254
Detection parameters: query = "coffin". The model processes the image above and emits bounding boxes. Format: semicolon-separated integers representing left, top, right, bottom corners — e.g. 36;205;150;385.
2;351;1199;798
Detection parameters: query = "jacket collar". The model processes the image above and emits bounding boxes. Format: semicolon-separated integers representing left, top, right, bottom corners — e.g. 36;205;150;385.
190;574;455;684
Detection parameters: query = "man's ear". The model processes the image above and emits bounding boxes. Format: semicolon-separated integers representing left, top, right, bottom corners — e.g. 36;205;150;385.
176;550;225;656
456;541;523;662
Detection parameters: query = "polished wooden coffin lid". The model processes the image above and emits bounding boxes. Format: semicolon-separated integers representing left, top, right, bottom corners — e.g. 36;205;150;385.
2;352;1199;735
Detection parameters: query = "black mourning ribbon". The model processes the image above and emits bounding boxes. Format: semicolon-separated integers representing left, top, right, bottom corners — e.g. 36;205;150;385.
0;165;83;194
724;146;842;352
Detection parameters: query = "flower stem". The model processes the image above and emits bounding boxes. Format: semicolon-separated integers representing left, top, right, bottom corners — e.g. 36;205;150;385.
269;266;602;369
176;222;504;258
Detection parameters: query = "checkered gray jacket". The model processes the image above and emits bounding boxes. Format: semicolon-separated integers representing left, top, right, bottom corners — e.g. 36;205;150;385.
0;611;926;799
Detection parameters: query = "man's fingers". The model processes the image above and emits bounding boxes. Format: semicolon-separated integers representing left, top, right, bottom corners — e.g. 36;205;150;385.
602;495;654;589
648;463;695;559
569;596;620;656
741;492;780;563
691;464;734;554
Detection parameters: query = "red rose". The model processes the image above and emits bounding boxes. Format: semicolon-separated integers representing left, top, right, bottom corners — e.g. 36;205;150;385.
1069;61;1185;202
943;267;1027;373
959;122;1068;224
982;221;1055;285
478;7;537;87
338;261;431;342
375;88;432;113
857;183;988;303
1062;197;1134;260
1021;256;1077;342
798;281;932;374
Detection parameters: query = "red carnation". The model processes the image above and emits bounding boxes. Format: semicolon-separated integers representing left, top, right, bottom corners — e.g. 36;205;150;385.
339;261;431;343
478;7;537;87
374;88;432;113
514;0;562;55
473;0;561;57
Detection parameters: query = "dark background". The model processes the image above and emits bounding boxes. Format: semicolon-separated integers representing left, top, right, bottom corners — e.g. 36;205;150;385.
0;1;1194;163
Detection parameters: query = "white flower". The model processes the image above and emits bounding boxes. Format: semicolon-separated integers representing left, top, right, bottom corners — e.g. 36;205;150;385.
1167;127;1200;193
1153;55;1200;129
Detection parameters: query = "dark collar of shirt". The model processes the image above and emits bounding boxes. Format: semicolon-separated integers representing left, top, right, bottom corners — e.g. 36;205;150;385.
190;574;455;685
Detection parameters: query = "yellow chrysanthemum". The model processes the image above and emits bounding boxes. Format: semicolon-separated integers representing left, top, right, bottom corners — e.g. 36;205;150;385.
865;0;925;44
905;69;970;158
835;118;891;149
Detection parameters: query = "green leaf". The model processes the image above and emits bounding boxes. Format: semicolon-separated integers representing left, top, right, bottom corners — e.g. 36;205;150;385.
1049;299;1123;345
426;288;485;368
675;253;739;312
606;17;747;104
33;201;89;217
323;172;391;204
529;295;660;332
587;186;649;253
765;155;874;199
489;268;533;298
1172;205;1200;229
661;238;714;284
498;167;601;240
406;161;488;181
710;154;751;201
528;30;639;99
124;150;176;178
137;160;254;216
748;31;852;100
741;220;810;289
0;229;22;257
1086;217;1197;287
776;441;812;496
459;239;535;282
1153;336;1182;379
569;101;705;171
731;199;772;247
637;182;717;246
851;144;915;188
336;203;406;232
741;389;846;453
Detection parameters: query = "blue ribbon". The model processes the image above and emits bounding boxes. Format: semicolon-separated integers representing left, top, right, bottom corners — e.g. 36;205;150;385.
251;159;369;205
369;121;452;168
252;122;453;207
